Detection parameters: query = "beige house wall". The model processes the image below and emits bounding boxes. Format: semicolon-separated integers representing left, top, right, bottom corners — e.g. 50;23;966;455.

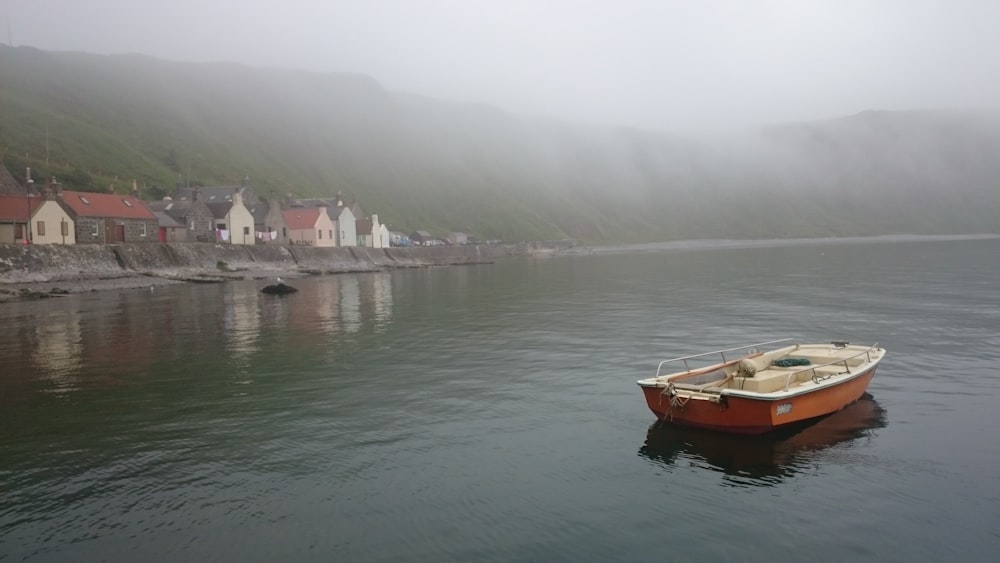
288;226;318;245
0;223;16;243
314;208;337;248
226;193;256;245
32;201;76;245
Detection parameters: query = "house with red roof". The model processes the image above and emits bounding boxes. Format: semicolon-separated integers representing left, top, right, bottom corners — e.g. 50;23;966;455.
59;190;157;243
282;205;337;247
0;194;44;244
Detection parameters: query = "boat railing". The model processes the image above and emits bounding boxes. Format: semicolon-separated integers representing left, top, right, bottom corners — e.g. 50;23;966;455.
655;338;794;378
781;343;881;391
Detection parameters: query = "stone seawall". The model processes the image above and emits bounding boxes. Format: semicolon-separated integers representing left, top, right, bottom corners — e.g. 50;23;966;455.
0;242;543;284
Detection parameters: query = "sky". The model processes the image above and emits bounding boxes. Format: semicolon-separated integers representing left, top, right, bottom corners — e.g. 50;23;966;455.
3;0;999;134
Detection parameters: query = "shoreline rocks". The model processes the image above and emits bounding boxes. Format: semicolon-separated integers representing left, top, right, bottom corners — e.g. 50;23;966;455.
0;241;575;302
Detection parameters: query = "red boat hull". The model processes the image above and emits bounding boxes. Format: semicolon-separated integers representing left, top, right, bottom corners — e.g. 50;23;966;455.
641;366;878;435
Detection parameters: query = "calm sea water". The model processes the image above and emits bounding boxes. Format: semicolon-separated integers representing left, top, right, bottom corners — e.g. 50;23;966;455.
2;237;999;562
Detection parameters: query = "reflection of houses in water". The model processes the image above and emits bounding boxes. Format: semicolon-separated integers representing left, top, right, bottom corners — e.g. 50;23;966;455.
83;293;159;374
32;309;84;393
283;276;340;336
223;282;262;362
368;272;393;330
340;276;361;333
313;276;342;335
282;274;393;337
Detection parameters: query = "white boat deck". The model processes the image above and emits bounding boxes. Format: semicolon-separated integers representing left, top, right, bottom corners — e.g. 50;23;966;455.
638;340;885;398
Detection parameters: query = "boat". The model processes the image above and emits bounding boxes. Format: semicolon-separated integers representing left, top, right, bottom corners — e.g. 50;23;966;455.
639;393;886;482
636;339;886;434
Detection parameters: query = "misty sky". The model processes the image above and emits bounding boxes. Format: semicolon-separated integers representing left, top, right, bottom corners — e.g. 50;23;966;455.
3;0;999;133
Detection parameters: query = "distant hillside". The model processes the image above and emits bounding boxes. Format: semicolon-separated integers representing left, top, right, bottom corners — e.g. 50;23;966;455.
2;45;998;242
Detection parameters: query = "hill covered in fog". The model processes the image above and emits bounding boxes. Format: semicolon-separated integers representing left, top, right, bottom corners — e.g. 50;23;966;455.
1;45;998;242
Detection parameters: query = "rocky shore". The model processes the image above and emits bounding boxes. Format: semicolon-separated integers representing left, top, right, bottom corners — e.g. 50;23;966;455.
0;241;576;302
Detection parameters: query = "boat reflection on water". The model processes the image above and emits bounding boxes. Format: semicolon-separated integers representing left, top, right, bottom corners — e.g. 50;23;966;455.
638;393;887;485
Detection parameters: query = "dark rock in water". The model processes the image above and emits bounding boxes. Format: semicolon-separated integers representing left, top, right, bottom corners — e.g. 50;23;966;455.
261;283;298;295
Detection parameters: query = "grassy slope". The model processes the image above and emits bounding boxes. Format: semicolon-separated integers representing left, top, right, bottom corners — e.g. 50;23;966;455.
2;45;999;242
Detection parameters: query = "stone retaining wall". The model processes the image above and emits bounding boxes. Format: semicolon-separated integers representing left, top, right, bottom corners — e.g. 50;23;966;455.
0;242;539;284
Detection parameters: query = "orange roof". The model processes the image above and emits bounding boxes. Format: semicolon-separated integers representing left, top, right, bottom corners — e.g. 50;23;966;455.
283;208;321;230
0;195;44;221
60;190;155;219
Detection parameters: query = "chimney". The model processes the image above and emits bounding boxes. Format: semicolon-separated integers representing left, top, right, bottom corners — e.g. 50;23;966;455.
371;213;379;228
25;167;35;195
132;179;139;198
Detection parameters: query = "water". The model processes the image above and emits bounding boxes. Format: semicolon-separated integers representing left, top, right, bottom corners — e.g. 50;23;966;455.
2;237;999;561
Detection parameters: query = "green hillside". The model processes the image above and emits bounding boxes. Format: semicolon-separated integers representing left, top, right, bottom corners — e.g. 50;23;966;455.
2;45;999;242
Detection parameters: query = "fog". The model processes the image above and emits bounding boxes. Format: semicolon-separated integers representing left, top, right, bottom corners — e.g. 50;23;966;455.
3;0;1000;134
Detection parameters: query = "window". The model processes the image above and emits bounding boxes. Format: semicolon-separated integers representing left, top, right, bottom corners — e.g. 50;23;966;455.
329;229;333;239
122;200;133;207
318;229;322;239
190;220;195;230
243;226;249;235
91;222;99;236
282;227;287;238
140;223;147;237
61;221;68;236
37;221;45;236
79;196;90;205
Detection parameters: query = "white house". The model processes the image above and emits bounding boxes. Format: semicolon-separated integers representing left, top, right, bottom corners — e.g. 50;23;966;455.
332;205;357;247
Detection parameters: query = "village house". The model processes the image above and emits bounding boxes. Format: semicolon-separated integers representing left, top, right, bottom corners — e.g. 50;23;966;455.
261;198;288;245
152;210;185;243
332;205;357;247
378;223;391;248
60;189;157;244
283;205;337;246
205;190;255;245
147;199;216;242
0;194;44;244
31;193;76;245
0;162;25;195
409;230;435;245
446;232;469;245
356;213;387;248
173;178;260;206
355;218;373;247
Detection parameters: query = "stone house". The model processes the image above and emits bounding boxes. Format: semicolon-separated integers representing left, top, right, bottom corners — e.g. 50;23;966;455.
173;180;260;206
60;190;158;244
152;211;186;243
261;198;288;245
147;199;216;242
